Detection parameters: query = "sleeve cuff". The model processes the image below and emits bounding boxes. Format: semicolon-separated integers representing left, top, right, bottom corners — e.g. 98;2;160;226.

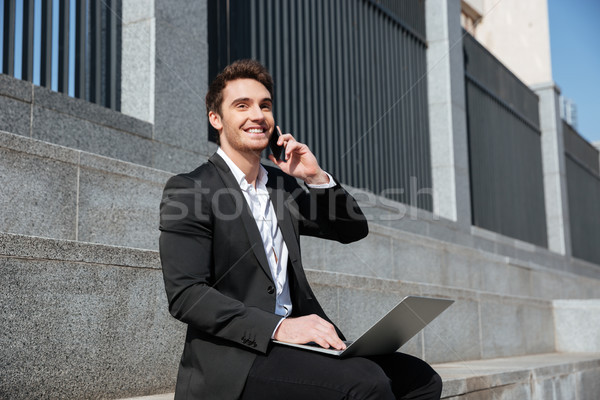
305;172;336;189
271;317;287;339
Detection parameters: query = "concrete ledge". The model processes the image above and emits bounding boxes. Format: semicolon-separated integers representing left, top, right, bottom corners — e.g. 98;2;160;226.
0;130;173;249
437;352;600;399
0;75;207;172
0;234;181;400
0;74;152;139
0;233;596;398
554;300;600;353
0;232;160;269
2;127;599;281
2;128;599;294
0;73;32;102
114;353;600;400
303;221;600;301
33;85;153;139
118;395;174;400
307;269;555;363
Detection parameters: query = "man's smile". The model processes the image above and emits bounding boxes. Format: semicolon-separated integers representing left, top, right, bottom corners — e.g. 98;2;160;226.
244;127;269;136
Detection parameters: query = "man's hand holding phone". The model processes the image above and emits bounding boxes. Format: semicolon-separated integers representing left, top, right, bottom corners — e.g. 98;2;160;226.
268;126;330;185
268;125;286;161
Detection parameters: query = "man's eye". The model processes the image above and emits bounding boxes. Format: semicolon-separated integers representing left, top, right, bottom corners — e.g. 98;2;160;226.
236;103;248;109
261;104;272;110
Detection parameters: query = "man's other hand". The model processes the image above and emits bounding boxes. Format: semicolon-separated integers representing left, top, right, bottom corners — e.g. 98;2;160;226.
273;314;346;350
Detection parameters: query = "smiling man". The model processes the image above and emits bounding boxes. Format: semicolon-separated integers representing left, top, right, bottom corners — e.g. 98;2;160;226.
159;59;442;400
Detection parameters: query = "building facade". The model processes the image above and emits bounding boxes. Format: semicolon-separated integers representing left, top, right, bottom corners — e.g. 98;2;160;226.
1;0;599;398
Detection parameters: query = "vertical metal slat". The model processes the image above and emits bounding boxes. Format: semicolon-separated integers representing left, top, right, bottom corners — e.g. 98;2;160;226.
89;0;101;104
40;0;52;87
74;0;86;99
57;0;69;93
2;0;16;75
22;0;34;81
106;0;117;109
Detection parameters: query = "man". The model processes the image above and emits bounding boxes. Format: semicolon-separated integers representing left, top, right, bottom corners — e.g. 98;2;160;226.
159;59;442;400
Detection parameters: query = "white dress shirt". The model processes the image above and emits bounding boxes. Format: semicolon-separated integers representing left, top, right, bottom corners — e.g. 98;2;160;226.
216;148;335;332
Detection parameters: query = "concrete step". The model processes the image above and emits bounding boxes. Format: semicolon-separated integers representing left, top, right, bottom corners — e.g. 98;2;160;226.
114;353;600;400
2;129;600;398
437;352;600;399
0;129;173;250
2;129;599;305
0;73;202;173
0;232;555;368
2;232;597;399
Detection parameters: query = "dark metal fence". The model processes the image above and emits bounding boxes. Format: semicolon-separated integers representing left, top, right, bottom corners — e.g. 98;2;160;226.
464;32;547;247
564;121;600;265
1;0;121;110
564;121;599;176
208;0;432;210
371;0;425;38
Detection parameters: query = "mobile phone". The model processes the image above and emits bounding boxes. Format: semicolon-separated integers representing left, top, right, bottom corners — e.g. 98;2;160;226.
269;125;286;161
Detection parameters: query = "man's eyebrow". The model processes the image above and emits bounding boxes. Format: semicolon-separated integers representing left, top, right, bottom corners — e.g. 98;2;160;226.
230;97;251;105
229;97;273;105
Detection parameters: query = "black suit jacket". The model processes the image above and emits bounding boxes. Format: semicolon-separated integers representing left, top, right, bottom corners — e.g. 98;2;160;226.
159;153;368;400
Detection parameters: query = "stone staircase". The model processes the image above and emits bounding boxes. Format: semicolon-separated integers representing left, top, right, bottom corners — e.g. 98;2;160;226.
116;353;600;400
2;129;600;399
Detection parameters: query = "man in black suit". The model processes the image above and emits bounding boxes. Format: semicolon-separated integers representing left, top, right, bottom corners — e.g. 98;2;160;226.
159;59;442;400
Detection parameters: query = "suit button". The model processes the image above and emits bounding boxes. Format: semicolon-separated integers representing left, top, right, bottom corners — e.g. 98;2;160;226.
267;286;275;294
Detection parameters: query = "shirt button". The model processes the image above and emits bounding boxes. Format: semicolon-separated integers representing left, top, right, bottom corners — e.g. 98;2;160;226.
267;285;275;294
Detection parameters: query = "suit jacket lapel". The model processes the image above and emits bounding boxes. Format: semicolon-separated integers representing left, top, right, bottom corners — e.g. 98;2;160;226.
209;153;274;284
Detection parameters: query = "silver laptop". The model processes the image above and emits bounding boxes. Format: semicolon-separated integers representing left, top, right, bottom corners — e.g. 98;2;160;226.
273;295;454;357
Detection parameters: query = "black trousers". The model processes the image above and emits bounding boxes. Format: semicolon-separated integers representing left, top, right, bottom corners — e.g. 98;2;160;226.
239;345;442;400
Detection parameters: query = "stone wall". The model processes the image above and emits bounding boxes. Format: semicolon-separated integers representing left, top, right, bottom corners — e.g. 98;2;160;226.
2;130;600;398
0;74;203;173
0;234;183;399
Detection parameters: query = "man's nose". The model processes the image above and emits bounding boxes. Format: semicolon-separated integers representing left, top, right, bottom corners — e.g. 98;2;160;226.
249;105;265;121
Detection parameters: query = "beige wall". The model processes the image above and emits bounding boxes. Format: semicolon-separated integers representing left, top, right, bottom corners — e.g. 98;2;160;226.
463;0;553;85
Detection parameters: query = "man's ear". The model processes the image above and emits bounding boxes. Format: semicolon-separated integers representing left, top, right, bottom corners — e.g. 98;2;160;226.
208;111;223;131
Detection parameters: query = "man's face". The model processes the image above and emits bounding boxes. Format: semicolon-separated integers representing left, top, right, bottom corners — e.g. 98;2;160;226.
209;78;274;156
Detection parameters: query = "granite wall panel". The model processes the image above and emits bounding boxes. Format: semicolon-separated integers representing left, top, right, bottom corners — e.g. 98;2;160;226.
0;256;183;400
424;298;481;363
0;147;77;239
31;106;155;168
0;95;31;137
77;166;163;250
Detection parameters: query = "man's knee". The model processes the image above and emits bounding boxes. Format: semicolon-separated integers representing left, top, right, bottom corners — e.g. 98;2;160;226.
367;374;396;399
349;360;395;400
422;372;443;400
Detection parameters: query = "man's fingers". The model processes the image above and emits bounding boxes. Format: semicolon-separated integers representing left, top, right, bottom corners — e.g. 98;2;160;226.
283;140;302;159
313;335;331;349
273;314;346;350
268;154;281;167
309;316;346;350
277;132;295;145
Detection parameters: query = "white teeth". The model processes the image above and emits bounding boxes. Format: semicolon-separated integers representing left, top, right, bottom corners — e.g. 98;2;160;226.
247;128;263;133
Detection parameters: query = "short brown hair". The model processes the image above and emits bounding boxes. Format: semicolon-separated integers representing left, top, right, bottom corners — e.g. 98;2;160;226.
205;59;274;117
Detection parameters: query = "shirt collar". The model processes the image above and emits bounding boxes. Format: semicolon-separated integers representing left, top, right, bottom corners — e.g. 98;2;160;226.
217;147;269;191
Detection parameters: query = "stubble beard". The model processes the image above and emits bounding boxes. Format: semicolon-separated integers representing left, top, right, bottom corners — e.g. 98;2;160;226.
223;127;269;160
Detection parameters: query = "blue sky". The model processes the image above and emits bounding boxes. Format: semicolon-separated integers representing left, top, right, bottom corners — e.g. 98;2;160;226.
548;0;600;144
